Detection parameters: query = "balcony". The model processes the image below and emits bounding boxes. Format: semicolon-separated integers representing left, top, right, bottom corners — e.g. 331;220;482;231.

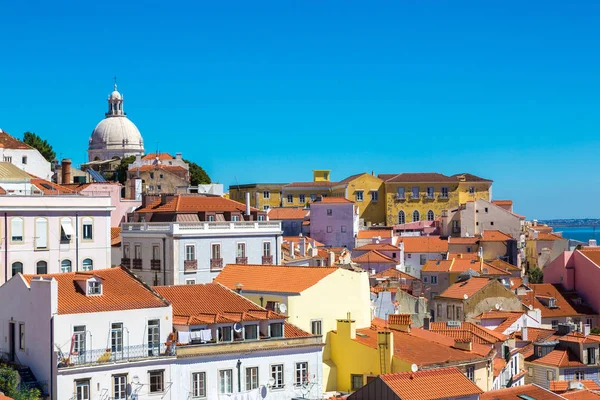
121;258;131;268
150;259;161;271
236;257;248;264
438;194;449;201
184;259;198;272
394;194;406;202
210;258;223;270
262;255;273;265
408;193;420;201
56;343;173;369
132;258;142;269
424;193;435;201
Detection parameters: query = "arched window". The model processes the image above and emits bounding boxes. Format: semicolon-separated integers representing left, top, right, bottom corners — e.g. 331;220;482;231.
61;259;72;273
11;262;23;277
36;261;47;275
413;210;420;222
398;211;406;225
83;259;93;271
427;210;435;221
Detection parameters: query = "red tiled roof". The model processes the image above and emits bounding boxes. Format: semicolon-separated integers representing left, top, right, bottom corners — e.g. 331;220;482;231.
449;236;480;245
0;186;6;195
136;194;258;213
474;310;526;333
352;250;397;264
550;380;600;393
267;208;308;220
379;172;492;183
481;384;562;399
379;367;483;400
492;200;513;206
22;267;168;315
533;232;565;241
0;131;31;149
389;314;412;325
214;264;338;294
354;243;400;252
448;252;480;260
422;258;507;275
493;357;506;377
141;153;174;160
481;230;513;242
520;284;582;319
430;321;507;344
31;178;77;195
437;277;493;300
357;229;394;239
398;236;448;253
562;390;600;399
530;349;585;367
128;164;188;174
373;268;420;281
111;227;121;246
313;196;354;204
488;258;521;272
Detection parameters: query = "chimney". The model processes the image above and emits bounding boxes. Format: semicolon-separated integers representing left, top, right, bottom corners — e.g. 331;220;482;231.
299;237;306;257
423;316;430;330
310;240;318;257
589;239;597;247
245;192;251;216
388;314;412;333
235;283;243;293
337;317;356;340
175;152;182;160
377;330;394;373
328;250;335;266
160;193;169;206
290;242;295;259
585;324;591;336
522;326;528;341
453;338;473;351
61;158;72;184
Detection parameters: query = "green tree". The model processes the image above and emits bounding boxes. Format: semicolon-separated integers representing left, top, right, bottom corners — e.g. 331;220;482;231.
184;159;211;186
115;155;136;184
22;132;56;162
591;327;600;335
528;267;544;284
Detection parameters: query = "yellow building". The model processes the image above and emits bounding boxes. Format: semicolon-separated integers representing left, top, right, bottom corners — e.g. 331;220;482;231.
214;264;372;392
331;173;386;225
228;183;286;211
379;173;493;226
329;315;494;393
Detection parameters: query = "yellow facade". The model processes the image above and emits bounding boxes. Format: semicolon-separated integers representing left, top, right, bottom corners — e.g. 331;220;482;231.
228;184;285;211
331;173;386;225
384;181;491;226
282;186;335;208
313;170;332;182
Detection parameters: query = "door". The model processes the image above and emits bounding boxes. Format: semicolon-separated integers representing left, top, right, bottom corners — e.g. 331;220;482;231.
8;322;15;362
147;320;160;356
111;323;123;360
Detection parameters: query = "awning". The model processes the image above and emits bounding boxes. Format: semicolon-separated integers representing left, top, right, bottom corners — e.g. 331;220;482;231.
61;220;75;237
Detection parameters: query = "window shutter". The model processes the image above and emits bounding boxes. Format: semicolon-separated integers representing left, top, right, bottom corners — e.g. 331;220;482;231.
35;218;47;248
12;218;23;238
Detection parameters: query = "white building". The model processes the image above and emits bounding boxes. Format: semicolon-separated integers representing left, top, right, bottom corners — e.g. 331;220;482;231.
309;197;359;250
155;283;324;399
0;164;113;283
0;129;52;180
397;236;449;278
0;267;174;399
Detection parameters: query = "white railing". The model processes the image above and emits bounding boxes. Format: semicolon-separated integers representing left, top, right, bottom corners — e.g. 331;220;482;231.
122;221;281;234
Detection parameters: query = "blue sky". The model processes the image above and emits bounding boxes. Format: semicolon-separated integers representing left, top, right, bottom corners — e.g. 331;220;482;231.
1;0;599;219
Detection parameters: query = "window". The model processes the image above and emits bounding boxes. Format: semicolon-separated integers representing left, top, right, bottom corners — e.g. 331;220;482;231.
150;172;154;179
211;244;221;260
148;185;154;191
546;370;554;381
551;320;559;329
528;367;534;377
134;244;142;259
427;210;434;221
295;362;309;386
88;281;101;295
111;323;123;353
159;174;163;179
587;347;596;365
587;318;593;327
219;369;233;394
35;217;47;249
484;207;489;213
19;323;25;350
75;379;90;400
113;374;127;400
287;194;293;203
575;370;585;380
436;304;442;318
263;205;270;211
299;194;306;204
82;217;93;240
263;242;271;257
148;320;160;355
73;326;86;354
207;215;215;221
21;156;27;164
420;255;427;265
327;226;333;233
426;187;434;199
263;191;270;199
192;372;206;398
466;366;475;381
398;210;405;224
412;210;420;222
431;276;438;284
310;194;317;201
244;324;258;340
237;243;246;258
327;209;333;216
185;279;196;285
123;244;130;259
405;265;411;273
153;245;160;261
186;244;196;260
341;225;347;233
36;261;47;274
218;326;232;342
270;322;284;338
397;187;405;198
447;305;453;320
61;259;72;273
258;215;265;221
351;374;363;390
311;320;322;335
11;262;23;276
370;190;378;201
271;364;284;389
411;186;420;199
355;191;364;202
537;347;542;357
11;217;23;242
469;186;475;194
60;217;74;242
82;258;93;271
149;370;164;393
2;156;11;163
457;307;462;320
245;367;258;391
423;276;429;283
441;187;449;198
232;215;240;221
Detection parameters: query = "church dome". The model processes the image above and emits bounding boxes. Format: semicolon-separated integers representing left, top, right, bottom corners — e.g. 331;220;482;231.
109;90;122;100
89;117;143;150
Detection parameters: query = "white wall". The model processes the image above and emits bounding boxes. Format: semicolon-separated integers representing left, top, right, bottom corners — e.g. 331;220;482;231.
402;252;445;278
461;200;522;239
0;147;52;180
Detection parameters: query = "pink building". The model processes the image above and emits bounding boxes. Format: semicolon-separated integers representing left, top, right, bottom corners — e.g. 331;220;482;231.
309;197;359;249
73;182;141;227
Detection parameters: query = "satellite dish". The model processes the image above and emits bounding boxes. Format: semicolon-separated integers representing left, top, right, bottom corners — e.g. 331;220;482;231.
528;304;533;311
463;294;468;300
268;377;275;387
233;322;243;333
411;364;418;373
279;303;287;314
495;303;500;310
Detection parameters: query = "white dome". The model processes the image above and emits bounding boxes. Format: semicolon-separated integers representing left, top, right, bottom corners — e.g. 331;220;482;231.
89;117;144;151
109;90;122;100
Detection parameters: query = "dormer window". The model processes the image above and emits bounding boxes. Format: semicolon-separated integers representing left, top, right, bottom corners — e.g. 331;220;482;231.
270;322;284;338
87;280;102;296
244;325;258;340
548;297;556;308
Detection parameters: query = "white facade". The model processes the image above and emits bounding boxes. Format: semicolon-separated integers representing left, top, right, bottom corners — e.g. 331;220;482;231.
442;199;522;239
120;221;283;285
0;132;52;180
402;251;445;279
0;195;113;283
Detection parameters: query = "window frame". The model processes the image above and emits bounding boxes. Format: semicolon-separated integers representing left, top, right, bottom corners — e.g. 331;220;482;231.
427;210;435;221
370;190;378;201
244;324;258;340
398;210;405;224
431;275;438;284
245;367;259;391
412;210;420;222
237;242;246;258
191;371;206;398
112;374;127;400
270;364;285;390
311;319;323;335
263;241;271;257
82;258;93;271
466;366;475;381
75;379;90;400
351;374;363;390
299;194;306;204
11;262;23;277
10;217;24;243
295;361;309;386
355;190;364;202
149;370;165;393
263;190;270;199
219;369;233;394
34;217;48;249
287;194;293;203
19;322;25;351
61;259;72;273
186;244;196;261
36;260;47;275
82;217;93;241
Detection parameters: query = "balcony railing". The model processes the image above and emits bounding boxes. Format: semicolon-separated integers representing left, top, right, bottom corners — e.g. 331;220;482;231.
184;259;198;271
394;194;406;202
236;257;248;264
121;258;131;268
262;255;273;265
150;259;161;270
56;343;172;369
438;194;449;200
409;193;420;200
424;193;435;200
121;221;282;234
210;258;223;270
132;258;142;269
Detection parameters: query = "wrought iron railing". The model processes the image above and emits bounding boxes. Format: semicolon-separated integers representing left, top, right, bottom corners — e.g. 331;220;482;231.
184;259;198;271
56;343;172;368
132;258;142;269
262;255;273;265
150;259;161;270
236;257;248;264
210;258;223;270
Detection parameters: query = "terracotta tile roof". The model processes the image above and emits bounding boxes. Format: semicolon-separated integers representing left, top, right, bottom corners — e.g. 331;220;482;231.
354;243;400;252
22;267;169;315
474;310;526;333
492;200;513;206
520;284;582;319
0;186;6;195
534;232;566;241
128;164;188;174
136;194;258;213
312;196;354;204
448;252;480;260
379;172;455;183
398;236;449;253
111;227;121;246
283;181;337;188
283;236;325;247
352;250;397;264
141;153;174;160
0;131;31;149
31;178;77;195
529;348;585;368
378;367;483;400
337;173;367;184
153;283;299;328
562;390;600;399
214;264;338;294
267;207;308;220
449;236;480;245
580;250;600;267
481;230;513;242
430;321;508;344
488;258;521;272
493;357;506;378
550;380;600;393
528;225;554;233
389;314;412;325
373;267;420;281
481;384;563;399
437;277;493;300
422;258;507;275
357;229;394;239
452;173;493;182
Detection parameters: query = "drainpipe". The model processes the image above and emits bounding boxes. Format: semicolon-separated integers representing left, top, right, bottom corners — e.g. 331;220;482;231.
4;213;7;283
236;359;241;392
75;213;79;272
49;314;54;398
162;238;166;285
